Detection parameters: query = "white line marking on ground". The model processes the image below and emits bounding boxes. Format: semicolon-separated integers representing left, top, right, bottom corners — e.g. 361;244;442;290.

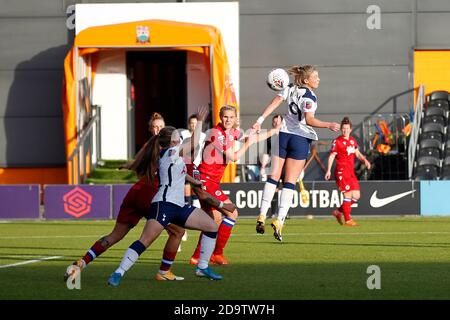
0;235;101;240
1;231;450;241
1;255;44;259
0;256;62;269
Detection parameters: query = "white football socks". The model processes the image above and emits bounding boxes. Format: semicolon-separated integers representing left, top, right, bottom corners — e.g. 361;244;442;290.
115;247;139;276
259;180;278;219
276;187;295;225
198;233;216;270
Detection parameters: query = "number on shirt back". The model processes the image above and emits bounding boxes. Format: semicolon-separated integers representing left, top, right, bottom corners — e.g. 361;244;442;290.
289;102;302;121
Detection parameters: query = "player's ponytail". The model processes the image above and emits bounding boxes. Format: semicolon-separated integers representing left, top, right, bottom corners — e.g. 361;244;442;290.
288;65;317;86
133;126;176;182
341;117;352;128
148;112;165;134
150;112;164;123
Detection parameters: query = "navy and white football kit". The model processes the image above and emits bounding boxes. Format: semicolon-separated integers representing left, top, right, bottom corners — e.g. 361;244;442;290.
146;146;195;228
276;85;318;160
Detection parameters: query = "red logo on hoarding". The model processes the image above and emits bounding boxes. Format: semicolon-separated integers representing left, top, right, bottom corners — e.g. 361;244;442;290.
63;187;92;218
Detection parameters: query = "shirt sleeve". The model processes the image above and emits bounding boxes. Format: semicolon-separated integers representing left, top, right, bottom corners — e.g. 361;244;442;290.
169;146;181;161
277;86;290;100
300;97;317;113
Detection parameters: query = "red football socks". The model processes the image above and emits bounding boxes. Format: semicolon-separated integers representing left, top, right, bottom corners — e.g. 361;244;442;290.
213;218;235;255
82;240;107;265
341;198;352;222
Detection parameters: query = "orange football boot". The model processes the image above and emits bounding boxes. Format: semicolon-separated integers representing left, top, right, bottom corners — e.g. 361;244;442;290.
210;254;229;265
189;256;199;265
344;219;358;227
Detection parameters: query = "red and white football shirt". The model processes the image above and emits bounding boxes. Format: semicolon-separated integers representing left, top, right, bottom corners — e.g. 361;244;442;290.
330;135;360;192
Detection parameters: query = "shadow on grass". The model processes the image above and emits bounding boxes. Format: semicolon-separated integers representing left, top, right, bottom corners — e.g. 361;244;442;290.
0;255;165;264
0;262;449;300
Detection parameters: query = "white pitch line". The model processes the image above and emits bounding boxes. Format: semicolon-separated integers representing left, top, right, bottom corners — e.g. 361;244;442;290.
1;231;450;241
0;235;101;240
0;256;62;269
1;255;44;259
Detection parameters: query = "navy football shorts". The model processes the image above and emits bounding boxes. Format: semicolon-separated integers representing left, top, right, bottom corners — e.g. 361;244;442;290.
277;132;312;160
146;201;195;228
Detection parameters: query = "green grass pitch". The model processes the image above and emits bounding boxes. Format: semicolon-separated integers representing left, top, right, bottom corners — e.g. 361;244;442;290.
0;217;449;300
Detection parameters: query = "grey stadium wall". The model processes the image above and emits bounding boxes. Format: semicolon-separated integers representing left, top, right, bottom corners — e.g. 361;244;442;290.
2;0;450;167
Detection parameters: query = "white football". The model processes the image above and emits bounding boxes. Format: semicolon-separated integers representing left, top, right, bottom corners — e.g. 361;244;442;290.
267;68;290;91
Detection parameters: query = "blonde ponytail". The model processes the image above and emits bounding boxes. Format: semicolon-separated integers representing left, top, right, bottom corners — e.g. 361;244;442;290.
288;65;317;86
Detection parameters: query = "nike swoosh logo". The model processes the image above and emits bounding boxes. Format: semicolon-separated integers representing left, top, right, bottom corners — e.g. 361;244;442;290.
370;190;416;208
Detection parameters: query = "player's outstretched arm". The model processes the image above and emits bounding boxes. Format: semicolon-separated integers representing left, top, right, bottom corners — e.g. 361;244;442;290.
179;106;209;158
253;120;282;143
305;112;340;132
185;174;202;187
252;95;284;132
223;131;259;162
191;186;236;216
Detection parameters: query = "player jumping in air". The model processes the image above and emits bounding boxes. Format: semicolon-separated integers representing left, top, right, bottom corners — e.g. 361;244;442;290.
325;117;371;226
253;65;340;241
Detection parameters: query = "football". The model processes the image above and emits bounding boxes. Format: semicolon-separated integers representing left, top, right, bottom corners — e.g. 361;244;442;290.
266;68;290;91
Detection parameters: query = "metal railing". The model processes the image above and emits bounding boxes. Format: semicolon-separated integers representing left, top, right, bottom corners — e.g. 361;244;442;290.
360;88;416;154
362;113;411;154
355;87;422;181
357;88;414;151
67;105;102;184
408;85;425;179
